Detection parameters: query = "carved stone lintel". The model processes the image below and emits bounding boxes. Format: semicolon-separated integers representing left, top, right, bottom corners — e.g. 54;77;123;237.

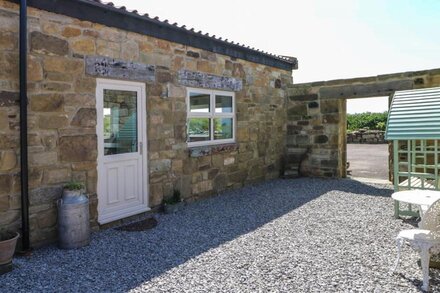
85;56;155;82
178;70;242;92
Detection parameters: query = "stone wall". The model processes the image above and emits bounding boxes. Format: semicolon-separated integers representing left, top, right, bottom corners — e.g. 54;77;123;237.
0;1;291;246
284;93;346;178
285;69;440;178
347;130;386;144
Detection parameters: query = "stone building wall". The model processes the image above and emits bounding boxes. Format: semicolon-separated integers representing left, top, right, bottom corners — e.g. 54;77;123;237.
285;69;440;178
0;1;291;246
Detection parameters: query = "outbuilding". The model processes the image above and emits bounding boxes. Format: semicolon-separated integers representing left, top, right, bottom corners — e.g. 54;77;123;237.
0;0;296;246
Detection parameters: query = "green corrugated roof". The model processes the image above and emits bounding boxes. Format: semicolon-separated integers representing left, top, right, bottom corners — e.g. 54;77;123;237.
385;87;440;140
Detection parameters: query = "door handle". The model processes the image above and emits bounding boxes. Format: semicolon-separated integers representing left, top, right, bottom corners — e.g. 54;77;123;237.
139;141;143;155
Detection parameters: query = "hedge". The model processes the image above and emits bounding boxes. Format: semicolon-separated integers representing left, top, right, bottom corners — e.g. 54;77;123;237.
347;111;388;131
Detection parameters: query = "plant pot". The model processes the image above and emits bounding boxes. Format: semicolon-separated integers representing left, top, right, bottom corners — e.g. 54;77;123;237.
164;202;185;214
0;232;19;265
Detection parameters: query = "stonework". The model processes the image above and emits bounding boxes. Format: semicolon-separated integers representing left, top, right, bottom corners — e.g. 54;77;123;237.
177;69;243;91
347;130;386;144
4;0;439;248
0;1;291;246
285;69;440;179
85;56;155;82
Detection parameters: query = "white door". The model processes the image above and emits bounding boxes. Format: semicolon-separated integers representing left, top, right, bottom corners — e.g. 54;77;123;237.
96;79;149;224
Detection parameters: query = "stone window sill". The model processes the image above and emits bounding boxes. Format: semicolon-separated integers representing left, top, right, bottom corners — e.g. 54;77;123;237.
188;143;239;158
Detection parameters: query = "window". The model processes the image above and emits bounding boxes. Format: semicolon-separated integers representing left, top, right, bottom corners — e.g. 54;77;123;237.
187;88;235;146
102;89;138;155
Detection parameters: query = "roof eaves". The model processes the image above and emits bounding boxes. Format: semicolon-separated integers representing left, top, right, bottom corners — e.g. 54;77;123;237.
18;0;297;71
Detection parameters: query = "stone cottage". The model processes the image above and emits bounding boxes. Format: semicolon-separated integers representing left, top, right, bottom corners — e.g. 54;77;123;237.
0;0;296;246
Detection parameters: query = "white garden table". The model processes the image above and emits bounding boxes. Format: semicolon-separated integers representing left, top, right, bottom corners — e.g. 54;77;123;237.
392;190;440;219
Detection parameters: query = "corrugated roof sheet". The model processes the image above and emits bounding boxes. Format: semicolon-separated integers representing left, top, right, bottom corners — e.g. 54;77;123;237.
385;87;440;140
20;0;297;70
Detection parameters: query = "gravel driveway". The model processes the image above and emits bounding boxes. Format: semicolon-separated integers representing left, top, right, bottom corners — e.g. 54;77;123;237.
1;178;439;292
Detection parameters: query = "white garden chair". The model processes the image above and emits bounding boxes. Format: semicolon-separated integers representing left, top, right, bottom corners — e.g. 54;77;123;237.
391;198;440;291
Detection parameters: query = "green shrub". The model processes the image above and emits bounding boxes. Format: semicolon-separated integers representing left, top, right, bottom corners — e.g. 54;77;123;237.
347;111;388;131
375;121;386;131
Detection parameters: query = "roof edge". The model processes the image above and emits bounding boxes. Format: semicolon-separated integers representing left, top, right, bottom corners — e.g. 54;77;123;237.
384;91;396;140
15;0;297;71
385;87;440;140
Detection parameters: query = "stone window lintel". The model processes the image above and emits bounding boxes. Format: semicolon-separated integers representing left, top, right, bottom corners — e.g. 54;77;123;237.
188;143;239;158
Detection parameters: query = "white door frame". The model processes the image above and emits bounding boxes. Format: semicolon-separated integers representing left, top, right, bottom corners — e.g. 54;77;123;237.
96;78;149;224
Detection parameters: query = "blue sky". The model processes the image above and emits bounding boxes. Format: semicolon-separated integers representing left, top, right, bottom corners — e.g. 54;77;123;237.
111;0;440;112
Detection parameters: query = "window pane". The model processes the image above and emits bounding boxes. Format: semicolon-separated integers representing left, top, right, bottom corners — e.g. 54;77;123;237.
188;118;211;142
214;118;233;140
103;89;138;155
190;93;210;113
215;95;232;113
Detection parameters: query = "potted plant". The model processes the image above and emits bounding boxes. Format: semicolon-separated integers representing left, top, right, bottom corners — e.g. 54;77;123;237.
63;181;85;198
163;189;184;214
0;229;19;271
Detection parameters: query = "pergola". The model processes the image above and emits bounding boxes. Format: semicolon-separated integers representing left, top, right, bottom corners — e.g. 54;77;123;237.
386;87;440;216
386;87;440;190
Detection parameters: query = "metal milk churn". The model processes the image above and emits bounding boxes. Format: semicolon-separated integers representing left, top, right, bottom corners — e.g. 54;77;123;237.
57;188;90;249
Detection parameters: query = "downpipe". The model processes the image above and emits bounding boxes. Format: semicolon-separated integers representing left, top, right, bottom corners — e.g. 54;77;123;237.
19;0;30;251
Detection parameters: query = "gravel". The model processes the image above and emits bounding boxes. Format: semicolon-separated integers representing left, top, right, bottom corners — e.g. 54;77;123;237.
1;178;439;292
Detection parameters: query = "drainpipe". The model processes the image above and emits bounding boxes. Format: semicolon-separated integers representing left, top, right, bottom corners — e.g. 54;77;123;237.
19;0;30;251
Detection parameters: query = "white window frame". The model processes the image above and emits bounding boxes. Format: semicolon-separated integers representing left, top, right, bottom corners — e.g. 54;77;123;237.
186;87;236;147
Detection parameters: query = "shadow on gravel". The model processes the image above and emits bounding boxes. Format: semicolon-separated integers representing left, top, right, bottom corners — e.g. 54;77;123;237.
333;178;392;198
1;178;392;292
